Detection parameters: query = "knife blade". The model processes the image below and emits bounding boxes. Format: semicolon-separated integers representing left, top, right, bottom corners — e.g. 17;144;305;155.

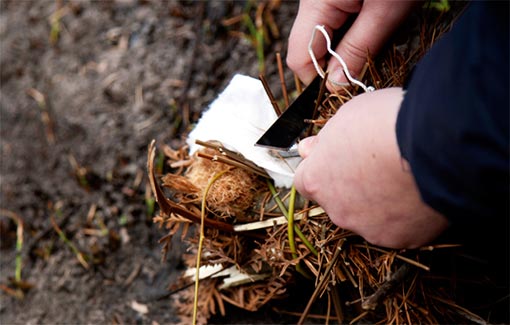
255;76;322;150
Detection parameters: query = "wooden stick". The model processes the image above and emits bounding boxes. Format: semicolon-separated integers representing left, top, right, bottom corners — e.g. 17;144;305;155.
362;264;411;310
196;152;269;179
276;52;289;108
294;73;303;94
233;207;324;232
195;140;269;178
259;74;282;116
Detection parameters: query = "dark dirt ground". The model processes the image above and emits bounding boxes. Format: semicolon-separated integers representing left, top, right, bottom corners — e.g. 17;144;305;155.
0;1;300;324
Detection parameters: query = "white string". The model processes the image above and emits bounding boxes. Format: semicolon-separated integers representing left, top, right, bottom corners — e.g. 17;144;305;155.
308;25;374;92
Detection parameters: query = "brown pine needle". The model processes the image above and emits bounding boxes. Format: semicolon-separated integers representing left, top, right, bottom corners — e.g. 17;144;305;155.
353;244;430;271
349;311;369;325
298;245;342;325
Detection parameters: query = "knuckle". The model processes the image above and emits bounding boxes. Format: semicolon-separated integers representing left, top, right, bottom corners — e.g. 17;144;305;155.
341;39;369;65
325;0;362;13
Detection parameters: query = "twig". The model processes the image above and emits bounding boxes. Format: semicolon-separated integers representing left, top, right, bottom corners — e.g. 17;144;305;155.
259;74;282;116
276;52;289;108
196;152;269;179
233;207;324;232
195;140;269;178
362;264;411;310
293;73;302;94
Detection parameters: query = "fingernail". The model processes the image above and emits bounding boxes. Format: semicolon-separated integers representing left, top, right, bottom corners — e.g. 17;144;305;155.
328;68;349;87
298;136;317;158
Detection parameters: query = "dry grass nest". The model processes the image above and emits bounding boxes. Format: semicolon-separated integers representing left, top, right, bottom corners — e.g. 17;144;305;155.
147;4;496;324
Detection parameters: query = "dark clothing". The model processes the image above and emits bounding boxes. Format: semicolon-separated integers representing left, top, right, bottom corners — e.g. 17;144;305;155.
396;2;509;321
397;2;509;232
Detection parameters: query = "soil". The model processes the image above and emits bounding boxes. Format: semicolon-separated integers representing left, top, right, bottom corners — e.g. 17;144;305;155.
0;1;299;324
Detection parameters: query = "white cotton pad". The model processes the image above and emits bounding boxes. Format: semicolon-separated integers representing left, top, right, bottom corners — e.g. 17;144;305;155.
187;74;301;188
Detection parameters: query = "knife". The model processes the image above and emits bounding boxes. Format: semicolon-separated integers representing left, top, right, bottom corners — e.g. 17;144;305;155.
255;76;323;150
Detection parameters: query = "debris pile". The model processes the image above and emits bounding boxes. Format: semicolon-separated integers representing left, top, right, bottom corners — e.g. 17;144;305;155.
147;4;490;324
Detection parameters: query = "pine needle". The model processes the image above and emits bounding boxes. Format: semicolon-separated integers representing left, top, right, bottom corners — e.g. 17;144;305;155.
50;215;89;269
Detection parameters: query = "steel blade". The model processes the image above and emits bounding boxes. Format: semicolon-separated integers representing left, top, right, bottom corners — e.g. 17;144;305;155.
255;76;322;150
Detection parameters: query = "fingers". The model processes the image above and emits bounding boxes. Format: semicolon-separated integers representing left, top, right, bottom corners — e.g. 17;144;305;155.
297;136;318;158
287;1;416;88
327;1;416;86
294;136;319;199
287;0;356;85
293;153;317;201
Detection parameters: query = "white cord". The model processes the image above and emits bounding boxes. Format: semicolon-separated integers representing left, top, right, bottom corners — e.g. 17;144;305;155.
308;25;374;92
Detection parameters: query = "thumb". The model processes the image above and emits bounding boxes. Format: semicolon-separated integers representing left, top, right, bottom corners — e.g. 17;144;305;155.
298;136;318;158
327;2;415;86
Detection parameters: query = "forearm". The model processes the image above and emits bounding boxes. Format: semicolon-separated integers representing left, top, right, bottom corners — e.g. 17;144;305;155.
396;2;509;229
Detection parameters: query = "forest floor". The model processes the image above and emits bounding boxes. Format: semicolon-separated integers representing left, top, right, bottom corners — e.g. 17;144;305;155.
0;1;299;323
1;1;508;325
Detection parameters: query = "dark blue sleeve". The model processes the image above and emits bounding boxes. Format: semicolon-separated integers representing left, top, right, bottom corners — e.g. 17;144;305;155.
396;2;509;230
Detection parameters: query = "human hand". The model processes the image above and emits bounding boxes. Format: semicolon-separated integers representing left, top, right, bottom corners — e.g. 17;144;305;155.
293;88;449;249
287;0;417;88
